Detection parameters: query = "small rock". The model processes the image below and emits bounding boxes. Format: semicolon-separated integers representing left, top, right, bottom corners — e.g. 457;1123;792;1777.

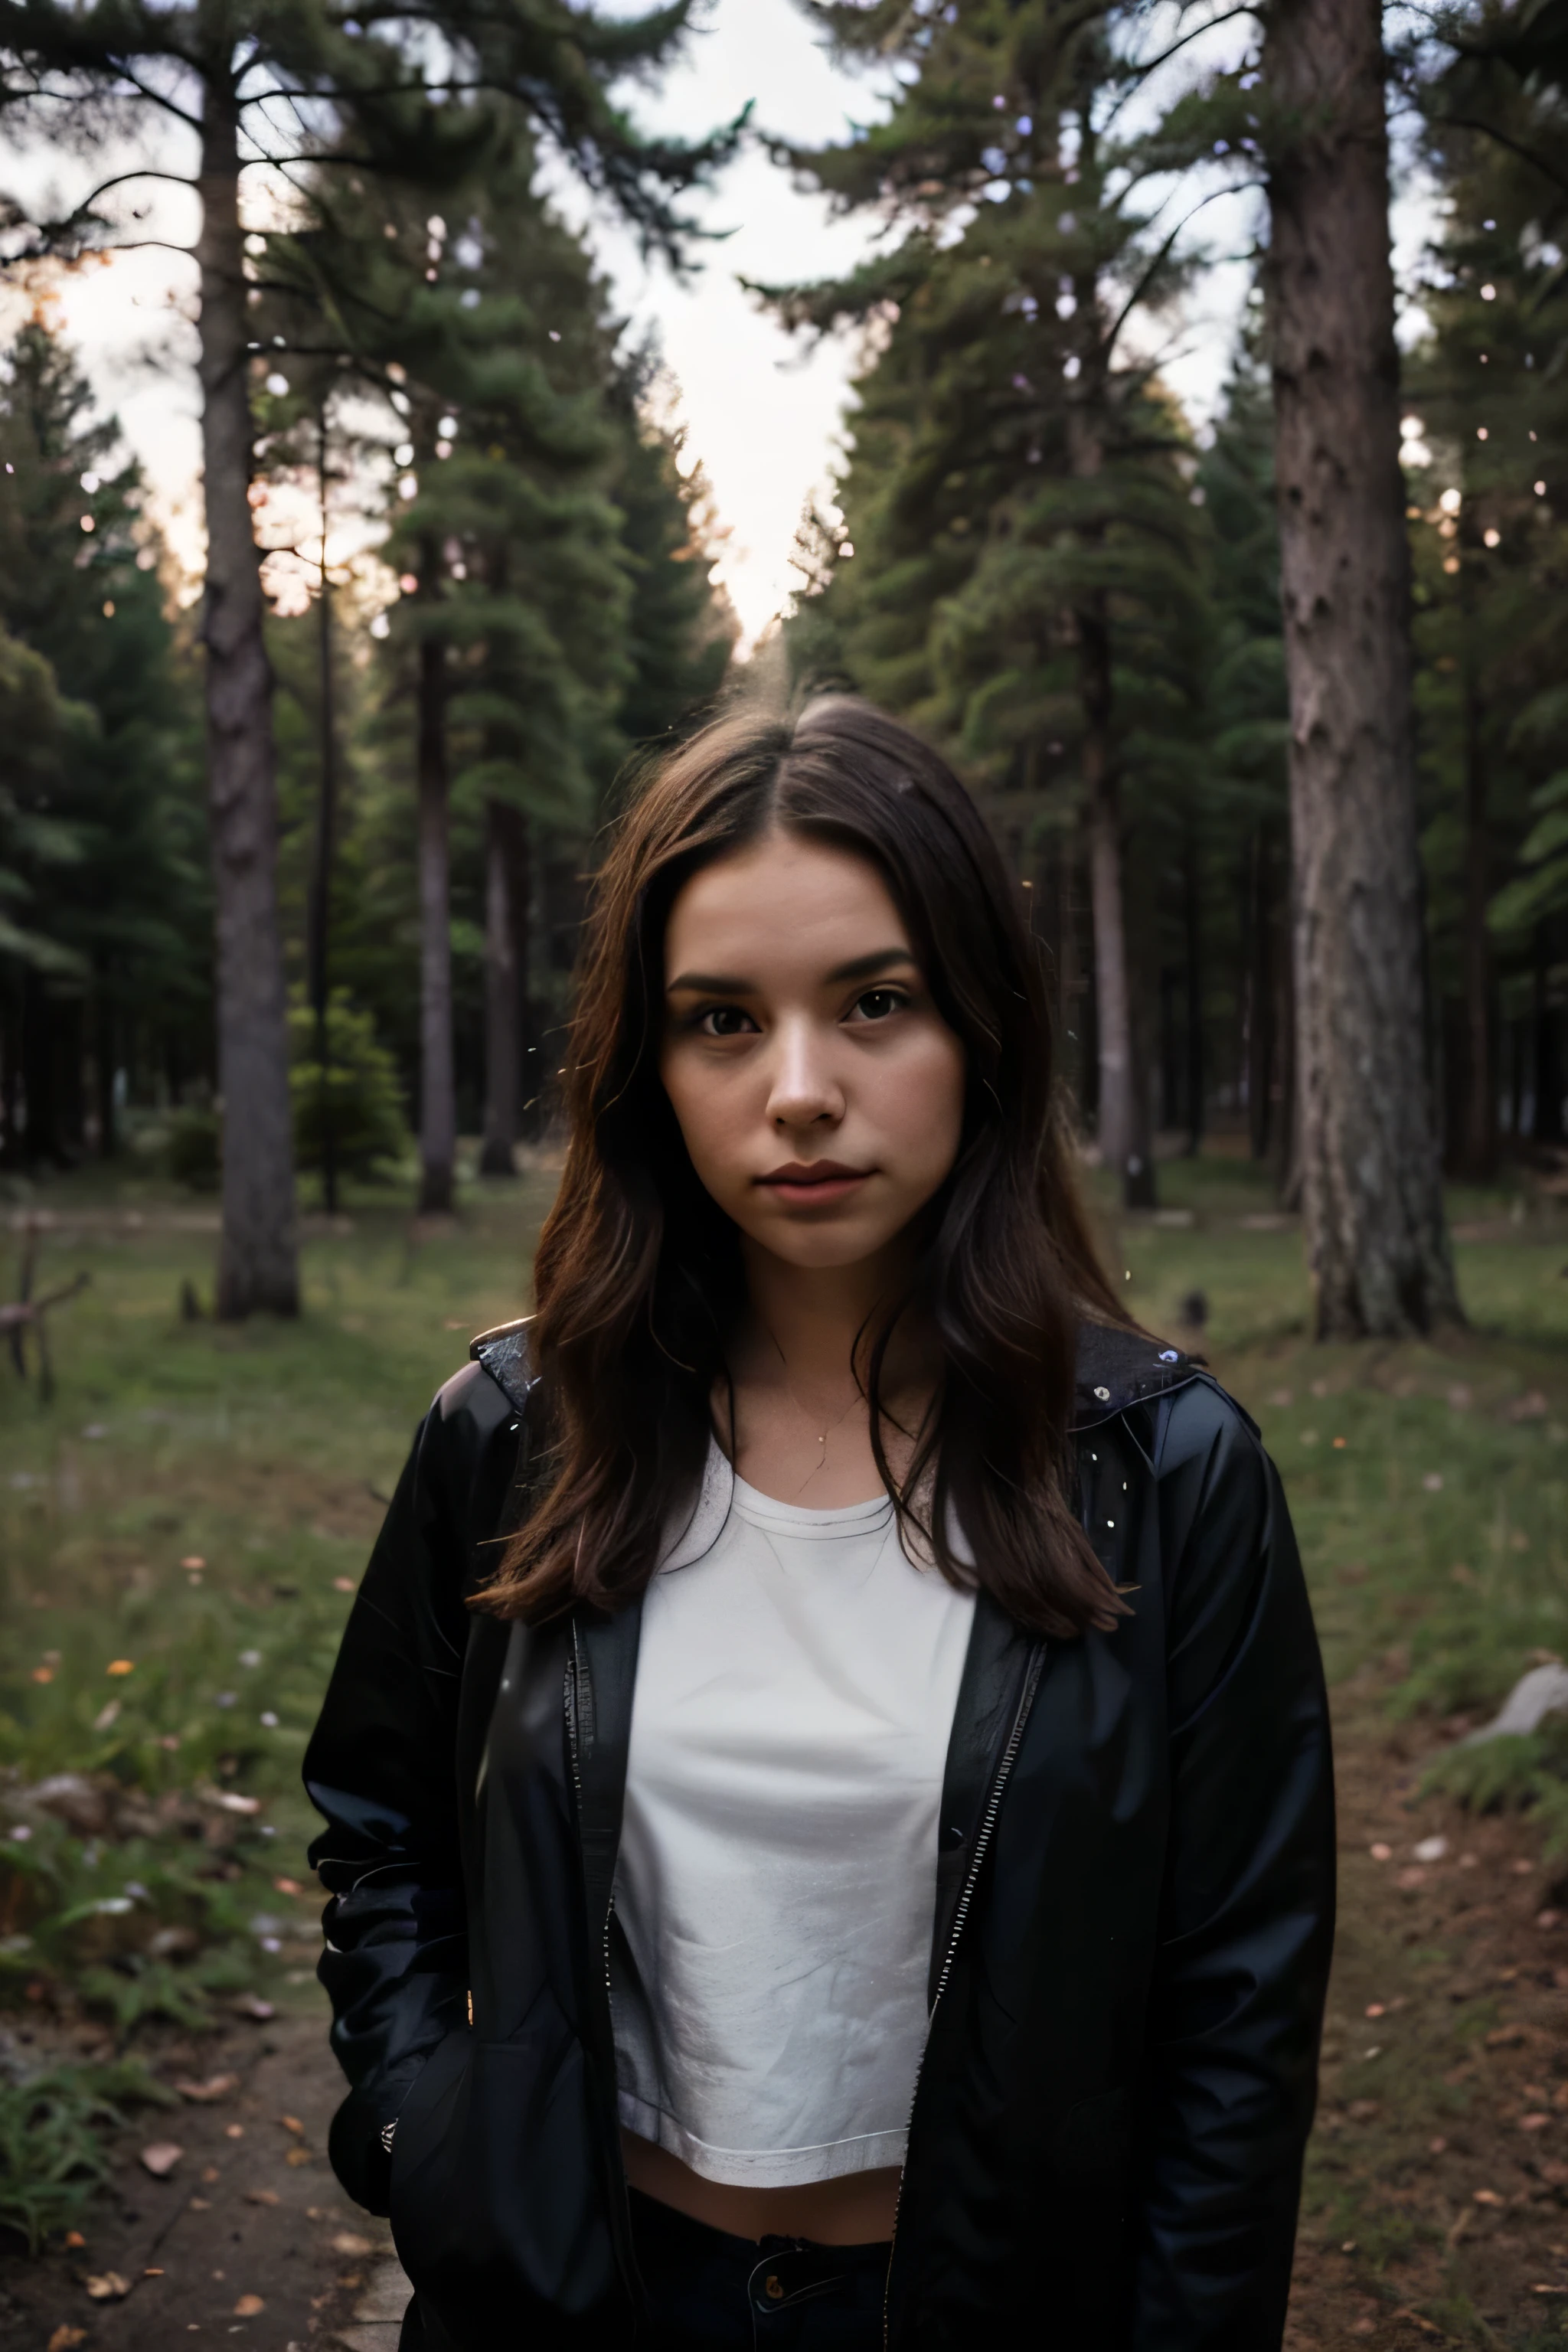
138;2142;184;2178
1413;1835;1448;1864
84;2272;133;2301
233;2293;265;2317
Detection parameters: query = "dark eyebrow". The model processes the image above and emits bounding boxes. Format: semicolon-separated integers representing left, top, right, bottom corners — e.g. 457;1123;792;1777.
665;946;917;997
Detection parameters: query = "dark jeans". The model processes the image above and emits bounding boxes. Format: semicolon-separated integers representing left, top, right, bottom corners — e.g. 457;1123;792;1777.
630;2187;890;2352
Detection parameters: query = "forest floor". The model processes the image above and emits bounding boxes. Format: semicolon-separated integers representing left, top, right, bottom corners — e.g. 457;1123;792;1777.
0;1143;1564;2349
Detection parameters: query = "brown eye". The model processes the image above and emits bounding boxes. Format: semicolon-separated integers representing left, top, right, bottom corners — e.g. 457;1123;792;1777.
699;1005;757;1037
848;988;906;1024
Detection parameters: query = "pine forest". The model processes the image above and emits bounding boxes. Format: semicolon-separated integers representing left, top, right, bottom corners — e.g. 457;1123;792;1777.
0;0;1565;1339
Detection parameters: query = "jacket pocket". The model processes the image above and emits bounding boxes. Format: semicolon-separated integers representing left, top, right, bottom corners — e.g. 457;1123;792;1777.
388;2010;623;2343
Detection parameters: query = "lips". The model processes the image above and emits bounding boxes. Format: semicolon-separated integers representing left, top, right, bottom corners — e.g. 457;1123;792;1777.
756;1161;872;1205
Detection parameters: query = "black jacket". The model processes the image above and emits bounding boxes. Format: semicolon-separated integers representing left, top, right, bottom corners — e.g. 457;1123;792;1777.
303;1321;1334;2350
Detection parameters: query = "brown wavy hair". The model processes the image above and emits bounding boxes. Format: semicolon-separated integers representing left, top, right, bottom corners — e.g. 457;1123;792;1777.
476;697;1132;1638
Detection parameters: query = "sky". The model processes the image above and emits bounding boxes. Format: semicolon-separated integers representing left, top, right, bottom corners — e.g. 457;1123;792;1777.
5;0;1418;652
3;0;904;649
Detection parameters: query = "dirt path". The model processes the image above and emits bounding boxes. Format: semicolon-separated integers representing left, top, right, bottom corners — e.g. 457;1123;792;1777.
4;1711;1565;2350
1286;1699;1568;2346
0;2011;410;2352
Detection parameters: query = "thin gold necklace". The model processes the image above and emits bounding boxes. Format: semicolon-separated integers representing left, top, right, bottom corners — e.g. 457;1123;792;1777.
764;1331;864;1480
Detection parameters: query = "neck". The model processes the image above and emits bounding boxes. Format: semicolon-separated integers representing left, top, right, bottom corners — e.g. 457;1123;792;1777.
738;1237;917;1395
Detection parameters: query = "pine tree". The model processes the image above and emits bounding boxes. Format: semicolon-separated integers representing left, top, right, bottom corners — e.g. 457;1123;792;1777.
2;0;734;1302
773;0;1216;1206
1263;0;1462;1334
1420;10;1568;1152
0;322;201;1165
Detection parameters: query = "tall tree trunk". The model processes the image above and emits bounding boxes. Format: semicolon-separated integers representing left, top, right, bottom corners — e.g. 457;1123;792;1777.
479;799;521;1177
1246;829;1276;1162
196;74;298;1318
1264;0;1460;1334
1457;657;1494;1178
1533;920;1566;1142
416;631;456;1213
20;967;56;1167
1184;837;1204;1156
94;962;115;1159
307;406;340;1215
1081;611;1154;1205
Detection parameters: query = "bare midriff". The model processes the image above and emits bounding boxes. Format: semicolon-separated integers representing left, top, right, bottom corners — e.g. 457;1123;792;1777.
620;2127;900;2246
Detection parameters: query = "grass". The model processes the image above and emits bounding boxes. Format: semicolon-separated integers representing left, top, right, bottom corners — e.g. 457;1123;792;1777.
0;1142;1565;2278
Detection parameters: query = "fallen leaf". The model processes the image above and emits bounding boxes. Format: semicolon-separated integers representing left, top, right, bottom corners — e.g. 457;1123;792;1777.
175;2073;239;2102
63;2231;85;2249
1390;2313;1442;2337
273;1876;304;1896
1486;2025;1527;2048
143;2268;163;2277
286;2146;315;2167
244;2187;279;2207
279;2114;304;2135
1539;1910;1563;1930
1473;2188;1504;2206
332;2233;374;2256
84;2272;133;2300
181;1555;206;1570
332;1576;356;1592
224;2123;245;2139
1370;1843;1393;1863
47;2329;87;2350
105;1659;136;1677
337;2271;363;2288
139;2141;184;2177
211;1792;261;1816
188;2197;211;2210
201;2165;220;2184
1365;2003;1386;2019
233;1994;275;2020
1351;2322;1375;2337
1396;1865;1427;1890
1429;2136;1448;2155
1522;2113;1551;2131
1348;2099;1380;2121
233;2294;265;2317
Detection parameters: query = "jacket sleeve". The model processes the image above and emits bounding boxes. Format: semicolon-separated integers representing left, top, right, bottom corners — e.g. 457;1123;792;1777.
302;1362;515;2214
1133;1382;1336;2349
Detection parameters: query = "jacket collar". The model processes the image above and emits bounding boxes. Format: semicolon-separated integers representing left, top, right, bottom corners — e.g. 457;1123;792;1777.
470;1313;1201;1445
1070;1321;1202;1432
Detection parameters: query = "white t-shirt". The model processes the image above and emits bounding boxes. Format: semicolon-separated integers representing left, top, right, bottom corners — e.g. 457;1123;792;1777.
610;1442;977;2189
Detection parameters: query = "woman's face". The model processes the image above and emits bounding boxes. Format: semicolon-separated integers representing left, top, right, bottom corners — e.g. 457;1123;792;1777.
659;828;966;1276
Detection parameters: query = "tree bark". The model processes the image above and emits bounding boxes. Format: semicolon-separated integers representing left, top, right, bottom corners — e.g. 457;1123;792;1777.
416;629;456;1212
1081;611;1155;1205
1532;920;1565;1142
308;405;340;1215
196;74;298;1317
1184;837;1204;1156
93;961;115;1159
479;798;522;1177
1264;0;1460;1334
1246;828;1276;1161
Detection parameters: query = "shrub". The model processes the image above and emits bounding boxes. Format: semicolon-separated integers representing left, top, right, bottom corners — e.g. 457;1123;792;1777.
289;991;409;1182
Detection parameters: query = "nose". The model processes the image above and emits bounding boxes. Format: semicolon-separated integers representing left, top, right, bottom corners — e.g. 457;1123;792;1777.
764;1015;844;1132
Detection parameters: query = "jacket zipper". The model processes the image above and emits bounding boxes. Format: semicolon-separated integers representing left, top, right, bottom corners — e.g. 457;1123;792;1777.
882;1641;1046;2350
565;1639;639;2305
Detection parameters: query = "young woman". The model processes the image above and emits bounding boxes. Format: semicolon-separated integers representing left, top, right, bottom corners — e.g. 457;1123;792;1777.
304;699;1334;2352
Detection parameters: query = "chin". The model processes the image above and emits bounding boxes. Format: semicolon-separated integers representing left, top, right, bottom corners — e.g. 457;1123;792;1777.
744;1220;903;1271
